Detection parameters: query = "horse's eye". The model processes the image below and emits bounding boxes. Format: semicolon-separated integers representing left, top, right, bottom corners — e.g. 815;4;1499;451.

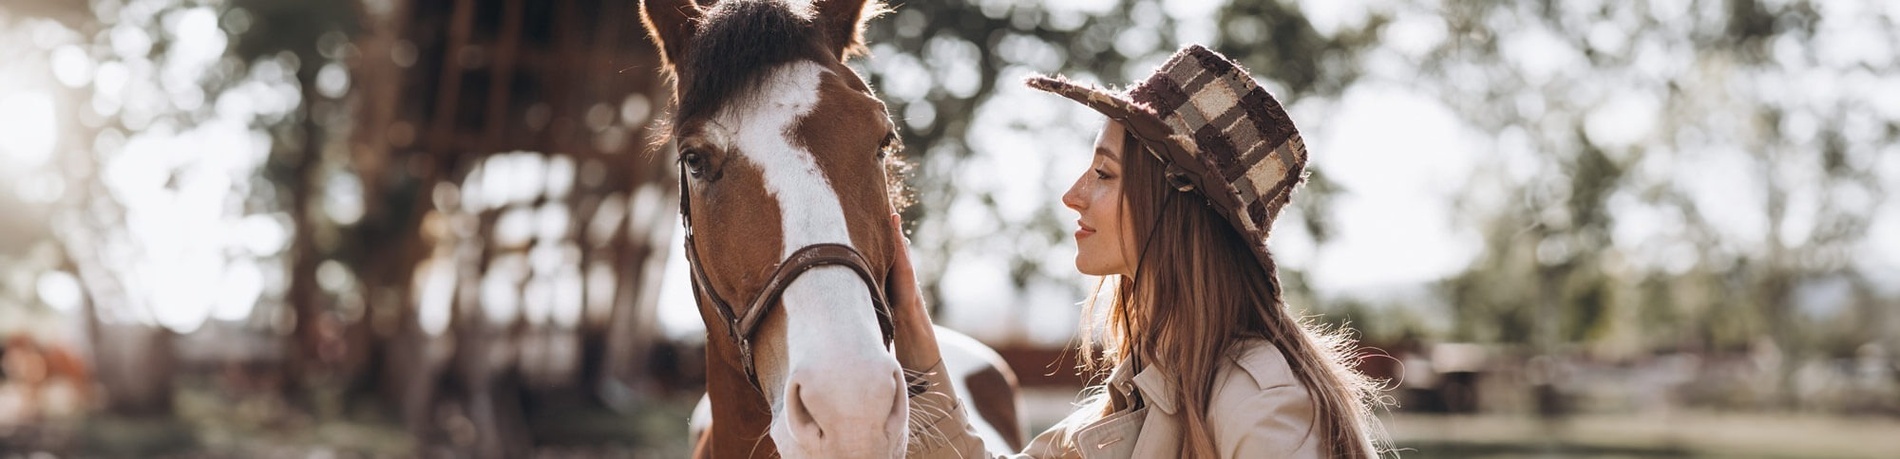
877;132;901;160
680;149;709;178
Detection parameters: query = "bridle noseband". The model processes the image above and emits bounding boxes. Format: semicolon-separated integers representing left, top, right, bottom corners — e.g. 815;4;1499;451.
676;164;897;393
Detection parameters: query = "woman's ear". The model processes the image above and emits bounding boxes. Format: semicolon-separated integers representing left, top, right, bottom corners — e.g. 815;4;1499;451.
640;0;708;68
812;0;889;60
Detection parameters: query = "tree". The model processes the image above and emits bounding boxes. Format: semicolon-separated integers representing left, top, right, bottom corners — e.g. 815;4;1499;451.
1423;0;1895;407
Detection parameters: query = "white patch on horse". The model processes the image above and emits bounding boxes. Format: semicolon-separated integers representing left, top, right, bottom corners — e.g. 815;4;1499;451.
937;327;1013;452
712;60;884;351
710;60;902;455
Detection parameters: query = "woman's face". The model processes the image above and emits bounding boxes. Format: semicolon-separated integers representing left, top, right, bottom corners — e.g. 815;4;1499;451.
1063;121;1139;278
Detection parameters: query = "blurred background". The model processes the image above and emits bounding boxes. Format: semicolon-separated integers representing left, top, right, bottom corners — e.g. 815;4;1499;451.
0;0;1896;457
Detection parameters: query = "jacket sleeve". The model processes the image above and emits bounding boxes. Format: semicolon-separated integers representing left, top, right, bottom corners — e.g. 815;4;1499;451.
1212;384;1327;459
907;360;1075;459
905;359;1005;458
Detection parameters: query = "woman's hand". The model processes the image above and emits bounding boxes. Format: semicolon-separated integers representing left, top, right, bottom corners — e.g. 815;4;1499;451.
888;214;944;374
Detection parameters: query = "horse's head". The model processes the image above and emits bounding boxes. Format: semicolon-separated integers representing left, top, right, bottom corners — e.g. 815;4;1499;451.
642;0;907;456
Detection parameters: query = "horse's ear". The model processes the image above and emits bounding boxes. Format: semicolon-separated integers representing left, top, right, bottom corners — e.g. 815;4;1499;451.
640;0;706;68
813;0;888;61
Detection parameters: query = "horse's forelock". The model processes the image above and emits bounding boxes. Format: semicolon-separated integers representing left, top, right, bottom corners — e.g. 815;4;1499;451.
673;1;910;213
675;0;833;126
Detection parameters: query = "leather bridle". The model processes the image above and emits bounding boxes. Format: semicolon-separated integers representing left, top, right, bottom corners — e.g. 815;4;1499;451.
676;164;896;393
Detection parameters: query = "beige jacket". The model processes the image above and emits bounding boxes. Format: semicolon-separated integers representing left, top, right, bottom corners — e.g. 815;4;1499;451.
908;339;1332;459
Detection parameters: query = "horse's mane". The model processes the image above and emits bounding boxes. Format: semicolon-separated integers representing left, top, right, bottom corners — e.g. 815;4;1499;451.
674;0;832;125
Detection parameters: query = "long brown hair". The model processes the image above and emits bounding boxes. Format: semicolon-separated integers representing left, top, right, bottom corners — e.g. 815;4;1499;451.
1077;127;1387;457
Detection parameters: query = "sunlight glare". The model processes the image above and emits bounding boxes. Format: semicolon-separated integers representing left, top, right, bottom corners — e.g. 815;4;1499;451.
657;216;705;342
1309;83;1482;293
211;261;263;321
415;257;457;336
50;45;95;88
36;271;83;314
0;92;58;170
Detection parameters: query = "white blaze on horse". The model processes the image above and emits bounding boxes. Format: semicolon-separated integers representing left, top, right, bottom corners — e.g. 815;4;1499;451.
638;0;1023;457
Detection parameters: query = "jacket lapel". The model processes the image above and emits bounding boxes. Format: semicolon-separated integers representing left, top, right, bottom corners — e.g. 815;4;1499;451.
1073;406;1146;459
1128;363;1182;457
1070;359;1194;458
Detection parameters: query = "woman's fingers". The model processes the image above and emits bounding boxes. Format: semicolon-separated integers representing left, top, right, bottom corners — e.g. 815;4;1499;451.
888;214;919;306
887;213;943;373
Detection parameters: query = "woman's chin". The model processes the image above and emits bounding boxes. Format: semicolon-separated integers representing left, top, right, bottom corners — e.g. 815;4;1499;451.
1074;259;1109;277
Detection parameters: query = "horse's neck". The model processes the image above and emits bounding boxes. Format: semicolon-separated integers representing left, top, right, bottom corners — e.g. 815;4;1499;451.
700;338;778;458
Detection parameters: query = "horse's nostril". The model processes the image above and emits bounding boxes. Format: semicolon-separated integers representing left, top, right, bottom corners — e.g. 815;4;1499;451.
784;363;904;449
887;369;908;433
788;382;826;441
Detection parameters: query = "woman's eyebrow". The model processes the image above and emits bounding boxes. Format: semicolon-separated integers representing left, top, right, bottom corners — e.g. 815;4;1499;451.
1094;147;1121;163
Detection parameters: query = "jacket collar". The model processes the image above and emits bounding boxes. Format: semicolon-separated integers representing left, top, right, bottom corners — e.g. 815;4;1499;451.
1231;338;1297;389
1107;357;1181;415
1106;339;1294;416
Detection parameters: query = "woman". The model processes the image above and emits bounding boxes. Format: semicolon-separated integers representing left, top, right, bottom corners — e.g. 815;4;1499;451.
890;45;1388;458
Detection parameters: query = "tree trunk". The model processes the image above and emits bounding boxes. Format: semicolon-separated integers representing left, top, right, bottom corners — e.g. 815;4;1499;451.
286;52;335;403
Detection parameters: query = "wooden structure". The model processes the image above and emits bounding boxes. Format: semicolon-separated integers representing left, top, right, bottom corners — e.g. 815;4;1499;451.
346;0;675;454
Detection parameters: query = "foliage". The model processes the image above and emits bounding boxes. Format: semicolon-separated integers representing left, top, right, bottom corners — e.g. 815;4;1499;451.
1419;0;1897;380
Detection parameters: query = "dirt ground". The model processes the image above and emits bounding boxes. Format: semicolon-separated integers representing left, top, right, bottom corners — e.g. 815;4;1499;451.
6;384;1897;457
1016;388;1900;458
1380;412;1900;458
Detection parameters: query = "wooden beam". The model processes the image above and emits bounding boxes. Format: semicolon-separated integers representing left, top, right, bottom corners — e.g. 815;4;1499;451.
482;0;526;147
426;0;477;160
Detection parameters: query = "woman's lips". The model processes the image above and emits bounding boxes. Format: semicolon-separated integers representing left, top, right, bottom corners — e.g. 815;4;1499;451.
1075;220;1096;239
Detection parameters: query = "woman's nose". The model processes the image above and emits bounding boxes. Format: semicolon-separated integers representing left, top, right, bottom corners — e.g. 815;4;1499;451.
1062;178;1086;211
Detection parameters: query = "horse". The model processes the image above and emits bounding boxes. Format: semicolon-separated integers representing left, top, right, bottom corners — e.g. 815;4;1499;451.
638;0;1024;457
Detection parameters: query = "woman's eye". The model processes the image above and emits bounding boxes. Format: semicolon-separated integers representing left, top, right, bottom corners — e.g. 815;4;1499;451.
1094;168;1111;180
